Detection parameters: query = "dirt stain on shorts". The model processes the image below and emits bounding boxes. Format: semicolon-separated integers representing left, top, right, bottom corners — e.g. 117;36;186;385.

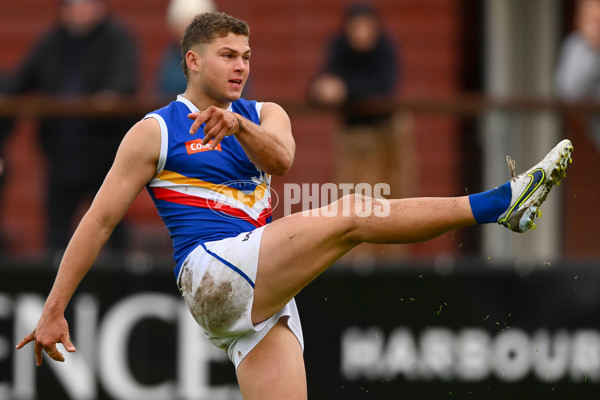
181;266;250;337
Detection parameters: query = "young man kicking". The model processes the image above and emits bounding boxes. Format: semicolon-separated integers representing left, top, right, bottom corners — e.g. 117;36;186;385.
17;12;573;400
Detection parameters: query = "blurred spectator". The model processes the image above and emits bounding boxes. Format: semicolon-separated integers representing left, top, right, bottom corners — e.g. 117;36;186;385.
555;0;600;152
0;69;12;183
309;3;415;264
156;0;216;97
6;0;139;256
0;69;14;251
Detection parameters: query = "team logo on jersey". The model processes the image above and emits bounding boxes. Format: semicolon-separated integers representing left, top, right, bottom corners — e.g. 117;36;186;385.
185;139;222;154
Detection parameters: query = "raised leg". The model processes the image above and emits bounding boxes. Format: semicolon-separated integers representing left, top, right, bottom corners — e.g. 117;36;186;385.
252;194;475;322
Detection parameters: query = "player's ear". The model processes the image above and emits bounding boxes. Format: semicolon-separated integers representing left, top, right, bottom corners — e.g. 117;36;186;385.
186;49;201;74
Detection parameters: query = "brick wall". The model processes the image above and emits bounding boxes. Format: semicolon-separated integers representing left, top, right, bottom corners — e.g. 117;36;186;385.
0;0;469;258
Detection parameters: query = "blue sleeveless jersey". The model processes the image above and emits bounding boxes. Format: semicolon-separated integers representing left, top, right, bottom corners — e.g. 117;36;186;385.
144;96;272;279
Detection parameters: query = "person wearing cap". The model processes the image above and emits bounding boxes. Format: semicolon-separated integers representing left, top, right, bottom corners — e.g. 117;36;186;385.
6;0;139;257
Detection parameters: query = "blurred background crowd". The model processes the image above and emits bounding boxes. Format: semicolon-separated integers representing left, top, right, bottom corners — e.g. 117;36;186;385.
0;0;598;269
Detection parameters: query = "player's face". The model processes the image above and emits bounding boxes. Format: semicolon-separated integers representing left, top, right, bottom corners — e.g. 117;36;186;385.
196;33;251;104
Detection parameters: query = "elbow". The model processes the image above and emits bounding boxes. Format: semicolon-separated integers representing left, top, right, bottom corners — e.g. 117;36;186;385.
268;153;294;176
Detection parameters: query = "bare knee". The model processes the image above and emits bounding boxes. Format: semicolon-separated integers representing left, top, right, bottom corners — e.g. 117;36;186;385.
334;193;390;242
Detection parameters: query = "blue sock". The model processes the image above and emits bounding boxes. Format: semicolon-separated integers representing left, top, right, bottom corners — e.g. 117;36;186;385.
468;181;512;224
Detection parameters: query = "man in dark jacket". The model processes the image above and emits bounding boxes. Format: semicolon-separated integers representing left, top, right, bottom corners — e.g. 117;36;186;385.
310;3;415;263
0;69;14;252
7;0;139;255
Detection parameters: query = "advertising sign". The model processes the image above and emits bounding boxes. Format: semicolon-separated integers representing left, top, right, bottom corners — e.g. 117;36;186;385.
1;263;599;399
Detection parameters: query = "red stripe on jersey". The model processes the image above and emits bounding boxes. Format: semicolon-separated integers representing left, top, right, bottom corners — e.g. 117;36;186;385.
151;187;270;228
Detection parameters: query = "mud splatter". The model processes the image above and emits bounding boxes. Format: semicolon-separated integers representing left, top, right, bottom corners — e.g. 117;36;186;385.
183;269;249;336
180;265;193;295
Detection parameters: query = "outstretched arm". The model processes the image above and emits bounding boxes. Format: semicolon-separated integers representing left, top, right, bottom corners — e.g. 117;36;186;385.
188;102;295;176
15;118;160;365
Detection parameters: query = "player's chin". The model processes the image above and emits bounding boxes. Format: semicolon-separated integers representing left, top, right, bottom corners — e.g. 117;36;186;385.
225;83;245;98
224;91;243;102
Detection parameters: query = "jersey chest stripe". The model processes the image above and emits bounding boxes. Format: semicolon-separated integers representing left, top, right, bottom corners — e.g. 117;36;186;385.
152;187;269;228
154;170;268;208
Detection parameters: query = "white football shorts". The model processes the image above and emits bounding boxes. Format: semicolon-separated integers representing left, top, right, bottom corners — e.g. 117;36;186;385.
178;225;304;369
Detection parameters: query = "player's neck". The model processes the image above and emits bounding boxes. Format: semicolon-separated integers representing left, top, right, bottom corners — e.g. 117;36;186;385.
182;86;232;112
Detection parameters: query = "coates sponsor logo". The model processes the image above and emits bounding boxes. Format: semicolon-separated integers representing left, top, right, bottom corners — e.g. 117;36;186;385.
185;139;222;154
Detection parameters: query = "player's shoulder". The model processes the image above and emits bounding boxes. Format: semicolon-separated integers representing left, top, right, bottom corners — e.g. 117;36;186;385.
232;98;289;122
128;117;161;140
259;102;289;120
117;118;161;163
260;101;286;112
